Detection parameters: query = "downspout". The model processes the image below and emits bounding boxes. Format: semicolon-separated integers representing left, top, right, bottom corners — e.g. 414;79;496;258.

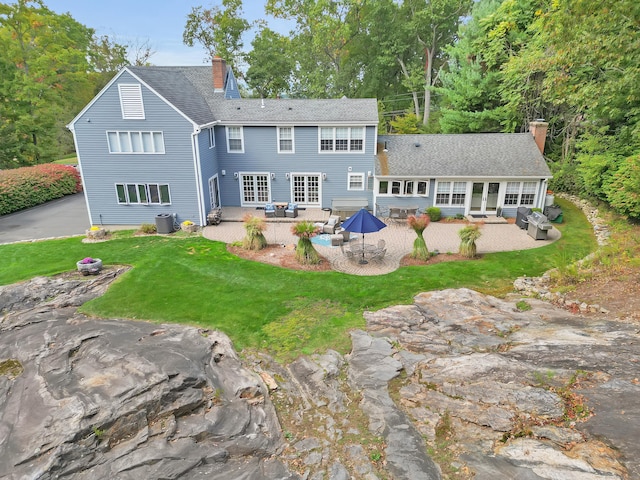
192;120;221;225
192;128;207;226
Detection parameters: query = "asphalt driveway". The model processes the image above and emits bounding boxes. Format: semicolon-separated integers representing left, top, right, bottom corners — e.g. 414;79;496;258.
0;193;90;244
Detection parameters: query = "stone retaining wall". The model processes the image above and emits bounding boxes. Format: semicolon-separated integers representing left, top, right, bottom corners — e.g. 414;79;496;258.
514;194;611;314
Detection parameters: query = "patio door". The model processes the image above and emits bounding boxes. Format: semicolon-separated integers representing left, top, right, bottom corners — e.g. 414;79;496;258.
470;182;500;215
208;175;220;209
291;174;320;206
240;173;270;206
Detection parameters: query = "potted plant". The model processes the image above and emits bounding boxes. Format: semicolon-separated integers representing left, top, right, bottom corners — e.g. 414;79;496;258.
291;221;321;265
86;225;108;240
76;257;103;275
180;220;198;233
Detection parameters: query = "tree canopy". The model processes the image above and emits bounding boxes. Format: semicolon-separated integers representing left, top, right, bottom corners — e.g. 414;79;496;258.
0;0;154;168
1;0;638;219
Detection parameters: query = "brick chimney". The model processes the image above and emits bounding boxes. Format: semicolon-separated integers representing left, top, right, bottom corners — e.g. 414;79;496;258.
212;56;226;92
529;119;548;154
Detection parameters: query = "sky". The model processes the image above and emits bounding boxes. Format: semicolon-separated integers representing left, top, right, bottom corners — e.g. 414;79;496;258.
44;0;294;66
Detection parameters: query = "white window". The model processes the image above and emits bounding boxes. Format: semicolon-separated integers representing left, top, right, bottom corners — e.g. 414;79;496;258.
435;181;467;206
504;181;537;206
348;173;365;191
115;183;170;204
377;179;429;196
118;84;145;119
319;127;365;152
107;131;164;154
277;127;294;153
208;128;215;148
226;126;244;153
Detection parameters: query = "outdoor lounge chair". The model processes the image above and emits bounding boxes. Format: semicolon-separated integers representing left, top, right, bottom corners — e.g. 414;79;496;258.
322;215;341;234
285;203;299;218
264;203;276;218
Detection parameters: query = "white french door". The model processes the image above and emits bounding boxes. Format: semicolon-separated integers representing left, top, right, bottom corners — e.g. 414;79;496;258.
240;173;270;206
470;182;500;214
291;174;320;206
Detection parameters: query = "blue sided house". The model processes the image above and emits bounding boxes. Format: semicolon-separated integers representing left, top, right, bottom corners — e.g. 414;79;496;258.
68;57;552;227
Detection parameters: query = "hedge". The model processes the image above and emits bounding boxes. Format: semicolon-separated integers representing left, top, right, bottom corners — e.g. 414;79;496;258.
0;164;82;216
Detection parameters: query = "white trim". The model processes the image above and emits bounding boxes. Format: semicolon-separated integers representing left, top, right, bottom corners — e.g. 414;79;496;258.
71;129;93;224
208;174;220;209
376;178;430;197
348;172;366;191
434;180;468;207
289;172;322;207
226;126;244;153
277;126;295;153
114;182;171;205
238;172;271;206
192;131;206;225
318;126;366;153
106;131;165;154
208;128;215;149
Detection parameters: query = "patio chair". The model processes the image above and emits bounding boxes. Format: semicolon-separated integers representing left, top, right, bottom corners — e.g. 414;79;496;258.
285;202;299;218
322;215;341;234
371;248;386;262
264;203;276;218
377;239;386;250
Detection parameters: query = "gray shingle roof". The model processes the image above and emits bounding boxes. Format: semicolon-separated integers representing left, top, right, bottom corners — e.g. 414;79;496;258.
127;66;378;126
128;66;216;125
377;134;552;178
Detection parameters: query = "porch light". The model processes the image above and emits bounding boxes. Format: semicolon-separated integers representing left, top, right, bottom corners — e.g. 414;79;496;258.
285;172;290;180
233;172;238;179
271;172;276;180
322;173;327;180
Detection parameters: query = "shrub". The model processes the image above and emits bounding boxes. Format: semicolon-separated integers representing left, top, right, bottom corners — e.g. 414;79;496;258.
0;164;81;215
425;207;442;222
139;223;157;234
242;214;267;251
291;221;321;265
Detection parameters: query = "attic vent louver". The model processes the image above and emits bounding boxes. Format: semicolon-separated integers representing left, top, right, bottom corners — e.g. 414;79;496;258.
118;84;145;119
414;143;421;147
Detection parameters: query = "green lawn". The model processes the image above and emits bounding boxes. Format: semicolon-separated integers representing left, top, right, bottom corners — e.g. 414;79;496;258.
0;198;595;360
52;154;77;165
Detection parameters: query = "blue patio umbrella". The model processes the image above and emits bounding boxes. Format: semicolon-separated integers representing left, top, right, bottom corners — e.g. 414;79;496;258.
341;208;387;264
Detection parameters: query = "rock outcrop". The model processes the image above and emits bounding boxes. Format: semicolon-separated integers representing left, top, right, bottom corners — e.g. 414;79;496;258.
0;270;297;480
2;272;639;479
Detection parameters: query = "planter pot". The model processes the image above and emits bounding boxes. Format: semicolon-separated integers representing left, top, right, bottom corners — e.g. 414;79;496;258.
181;224;198;233
86;228;107;240
77;258;103;276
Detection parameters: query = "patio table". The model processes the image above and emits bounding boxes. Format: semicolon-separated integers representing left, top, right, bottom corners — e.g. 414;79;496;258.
273;202;288;217
349;243;378;264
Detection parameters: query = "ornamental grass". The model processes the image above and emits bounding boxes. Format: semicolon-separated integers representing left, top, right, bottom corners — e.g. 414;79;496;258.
242;214;267;250
458;225;482;258
291;221;321;265
408;214;431;261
